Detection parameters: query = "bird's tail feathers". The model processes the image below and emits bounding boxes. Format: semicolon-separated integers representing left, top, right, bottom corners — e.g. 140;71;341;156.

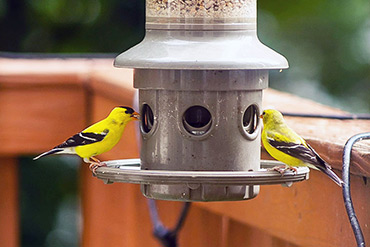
318;166;344;187
33;148;64;160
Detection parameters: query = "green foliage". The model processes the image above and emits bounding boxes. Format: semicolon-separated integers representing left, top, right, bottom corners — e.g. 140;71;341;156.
19;156;80;247
0;0;144;52
258;0;370;112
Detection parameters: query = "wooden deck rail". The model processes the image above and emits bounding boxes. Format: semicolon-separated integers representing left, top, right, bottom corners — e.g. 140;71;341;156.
0;58;369;247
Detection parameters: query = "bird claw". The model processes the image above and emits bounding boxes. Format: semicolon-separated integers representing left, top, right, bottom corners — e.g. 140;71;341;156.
89;162;107;175
268;165;286;174
288;167;298;174
269;165;297;176
86;158;106;176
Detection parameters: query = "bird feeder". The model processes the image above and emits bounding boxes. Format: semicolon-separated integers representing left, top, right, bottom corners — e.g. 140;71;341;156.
98;0;309;201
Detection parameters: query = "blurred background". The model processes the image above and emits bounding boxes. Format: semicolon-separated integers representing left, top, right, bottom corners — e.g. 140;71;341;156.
0;0;369;246
1;0;369;113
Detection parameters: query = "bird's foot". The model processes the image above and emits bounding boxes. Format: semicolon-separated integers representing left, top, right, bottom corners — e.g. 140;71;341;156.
269;165;297;176
287;166;298;174
268;165;287;174
85;157;106;175
89;162;107;175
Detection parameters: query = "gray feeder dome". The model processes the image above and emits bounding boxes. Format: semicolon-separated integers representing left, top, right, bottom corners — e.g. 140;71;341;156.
98;0;309;201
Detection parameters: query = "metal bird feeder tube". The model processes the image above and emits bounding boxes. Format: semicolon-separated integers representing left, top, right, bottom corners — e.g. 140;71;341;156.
107;0;304;201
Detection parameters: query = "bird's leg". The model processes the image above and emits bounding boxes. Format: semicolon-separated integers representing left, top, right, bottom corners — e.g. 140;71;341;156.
83;157;106;175
90;157;107;174
90;156;100;163
83;157;99;171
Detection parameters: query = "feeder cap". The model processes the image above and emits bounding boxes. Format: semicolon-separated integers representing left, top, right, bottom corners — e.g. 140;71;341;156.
114;30;288;70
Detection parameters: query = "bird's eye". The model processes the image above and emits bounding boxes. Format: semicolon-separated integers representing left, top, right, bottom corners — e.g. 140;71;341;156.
262;111;265;115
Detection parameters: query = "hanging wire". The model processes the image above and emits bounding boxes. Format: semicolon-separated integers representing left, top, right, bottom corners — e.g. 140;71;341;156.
281;112;370;120
147;199;191;247
342;132;370;247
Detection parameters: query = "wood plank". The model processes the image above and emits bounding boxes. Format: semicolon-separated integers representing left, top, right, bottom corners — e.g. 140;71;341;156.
81;94;143;247
90;68;135;103
80;177;158;247
0;58;115;156
263;88;347;115
196;173;370;247
0;157;19;247
224;218;299;247
0;58;113;81
0;86;87;155
178;204;224;247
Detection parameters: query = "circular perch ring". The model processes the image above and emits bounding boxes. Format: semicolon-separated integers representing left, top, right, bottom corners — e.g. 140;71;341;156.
95;159;309;186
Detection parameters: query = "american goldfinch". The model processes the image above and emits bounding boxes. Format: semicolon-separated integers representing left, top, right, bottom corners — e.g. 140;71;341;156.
34;106;140;173
261;109;344;187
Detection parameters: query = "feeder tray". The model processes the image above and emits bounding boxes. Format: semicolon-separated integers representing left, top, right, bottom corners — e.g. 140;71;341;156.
95;159;309;201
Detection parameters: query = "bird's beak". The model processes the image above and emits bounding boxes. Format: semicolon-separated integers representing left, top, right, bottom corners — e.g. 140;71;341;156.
131;112;140;121
260;114;263;119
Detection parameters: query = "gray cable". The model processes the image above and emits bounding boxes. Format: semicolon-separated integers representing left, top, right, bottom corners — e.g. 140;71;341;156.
342;132;369;247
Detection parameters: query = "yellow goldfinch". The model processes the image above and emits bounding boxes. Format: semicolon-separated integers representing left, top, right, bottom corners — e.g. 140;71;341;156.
261;109;344;187
34;106;140;173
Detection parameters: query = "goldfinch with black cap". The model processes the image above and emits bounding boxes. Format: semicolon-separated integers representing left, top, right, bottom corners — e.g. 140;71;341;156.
261;109;344;187
34;106;140;173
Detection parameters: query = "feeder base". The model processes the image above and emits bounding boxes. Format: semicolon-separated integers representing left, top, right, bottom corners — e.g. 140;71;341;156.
95;159;309;202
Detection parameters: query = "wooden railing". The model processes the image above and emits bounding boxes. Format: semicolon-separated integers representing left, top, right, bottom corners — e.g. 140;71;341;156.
0;58;368;247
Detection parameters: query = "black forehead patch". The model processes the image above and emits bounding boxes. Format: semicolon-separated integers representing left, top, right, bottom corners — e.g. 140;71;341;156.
119;106;134;114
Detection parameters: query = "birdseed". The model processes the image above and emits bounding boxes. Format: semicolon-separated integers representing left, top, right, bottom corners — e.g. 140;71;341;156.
146;0;256;19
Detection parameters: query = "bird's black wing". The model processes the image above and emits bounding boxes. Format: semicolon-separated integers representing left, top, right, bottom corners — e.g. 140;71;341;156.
54;129;109;149
267;138;327;169
267;135;342;186
305;143;332;169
